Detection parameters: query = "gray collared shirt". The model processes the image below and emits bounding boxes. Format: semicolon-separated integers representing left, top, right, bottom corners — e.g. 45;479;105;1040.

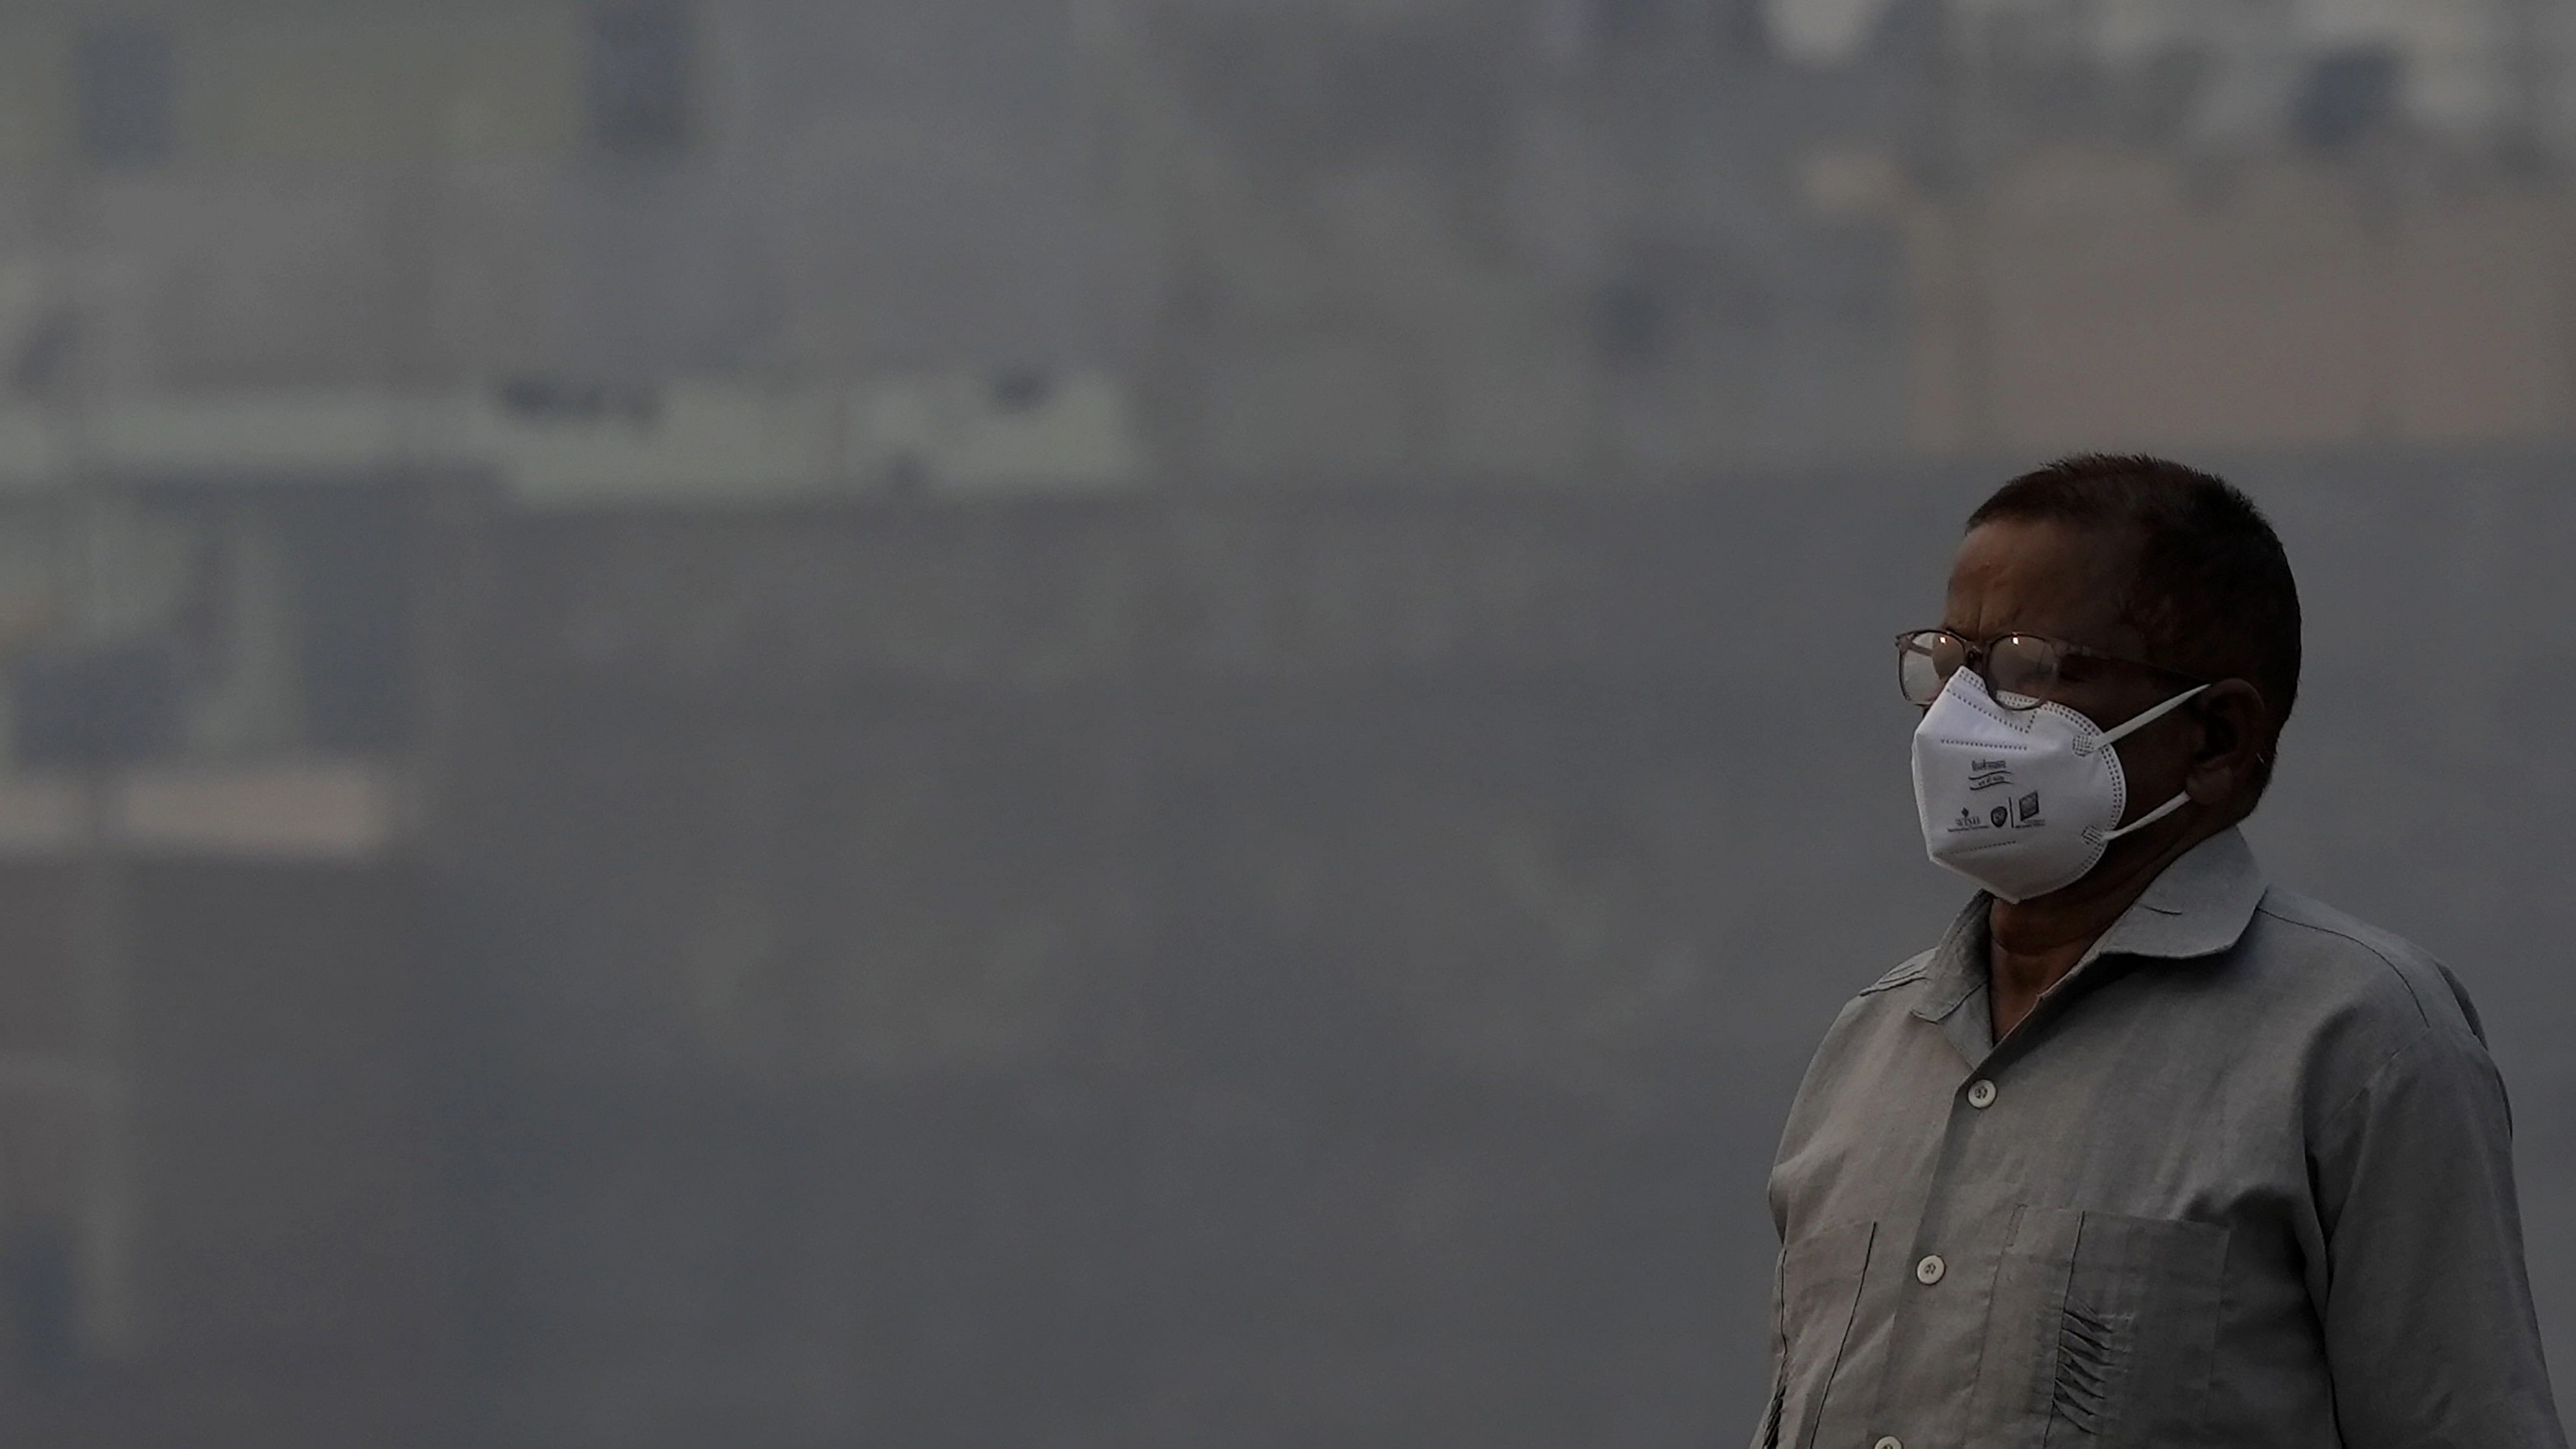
1756;828;2567;1448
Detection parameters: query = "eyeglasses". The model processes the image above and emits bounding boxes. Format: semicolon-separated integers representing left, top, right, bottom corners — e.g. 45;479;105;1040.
1896;629;2205;707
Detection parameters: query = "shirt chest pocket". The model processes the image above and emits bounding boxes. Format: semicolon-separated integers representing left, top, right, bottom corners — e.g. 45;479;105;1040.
1766;1219;1876;1449
1979;1208;2231;1449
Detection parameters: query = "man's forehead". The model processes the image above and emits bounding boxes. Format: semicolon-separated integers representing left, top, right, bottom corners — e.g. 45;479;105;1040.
1943;518;2142;639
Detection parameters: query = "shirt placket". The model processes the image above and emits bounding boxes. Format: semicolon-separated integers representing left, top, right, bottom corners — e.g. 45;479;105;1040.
1872;948;2118;1449
1860;1065;2022;1449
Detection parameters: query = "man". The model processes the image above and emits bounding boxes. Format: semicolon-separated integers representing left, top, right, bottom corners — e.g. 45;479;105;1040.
1755;456;2566;1449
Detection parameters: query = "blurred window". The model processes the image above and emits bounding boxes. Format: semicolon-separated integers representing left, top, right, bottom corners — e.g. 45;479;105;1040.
0;1223;76;1378
10;642;182;771
1594;276;1668;370
0;21;62;171
73;18;176;170
2294;46;2402;151
278;489;415;752
587;0;694;159
0;1090;93;1378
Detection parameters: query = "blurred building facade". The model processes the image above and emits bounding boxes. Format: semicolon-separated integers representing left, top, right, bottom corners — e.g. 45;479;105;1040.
0;0;2569;493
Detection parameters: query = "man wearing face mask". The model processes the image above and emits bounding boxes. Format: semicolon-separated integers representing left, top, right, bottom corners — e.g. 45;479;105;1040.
1754;456;2566;1449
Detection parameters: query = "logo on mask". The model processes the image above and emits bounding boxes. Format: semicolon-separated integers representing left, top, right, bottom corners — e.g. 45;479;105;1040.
1950;806;1983;832
2016;792;2042;825
1989;805;2010;828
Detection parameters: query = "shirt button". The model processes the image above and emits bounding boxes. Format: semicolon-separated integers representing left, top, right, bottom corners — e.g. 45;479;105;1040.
1874;1437;1904;1449
1967;1079;1998;1109
1915;1254;1946;1285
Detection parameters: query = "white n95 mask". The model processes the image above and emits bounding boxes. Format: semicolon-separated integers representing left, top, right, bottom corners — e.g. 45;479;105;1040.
1911;668;2207;903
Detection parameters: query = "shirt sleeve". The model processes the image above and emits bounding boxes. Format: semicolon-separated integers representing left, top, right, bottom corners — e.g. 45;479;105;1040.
2311;1024;2569;1449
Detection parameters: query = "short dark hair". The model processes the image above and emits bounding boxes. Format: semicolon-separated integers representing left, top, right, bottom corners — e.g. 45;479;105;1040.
1968;454;2302;798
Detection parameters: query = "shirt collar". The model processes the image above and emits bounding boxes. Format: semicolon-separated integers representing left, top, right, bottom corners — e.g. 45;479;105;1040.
1913;825;2271;1028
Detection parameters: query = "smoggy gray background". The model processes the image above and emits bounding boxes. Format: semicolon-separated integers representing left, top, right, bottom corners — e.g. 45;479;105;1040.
0;2;2568;1446
415;449;2570;1447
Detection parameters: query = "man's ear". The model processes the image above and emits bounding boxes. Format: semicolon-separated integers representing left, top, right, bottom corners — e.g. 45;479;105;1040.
2184;679;2269;807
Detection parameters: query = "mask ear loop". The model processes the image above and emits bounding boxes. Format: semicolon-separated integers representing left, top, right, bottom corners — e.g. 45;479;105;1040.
2077;683;2210;754
2101;789;2193;842
2090;684;2212;842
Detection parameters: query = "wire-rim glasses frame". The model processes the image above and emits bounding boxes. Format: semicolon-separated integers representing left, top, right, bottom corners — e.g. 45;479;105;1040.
1895;629;2208;708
